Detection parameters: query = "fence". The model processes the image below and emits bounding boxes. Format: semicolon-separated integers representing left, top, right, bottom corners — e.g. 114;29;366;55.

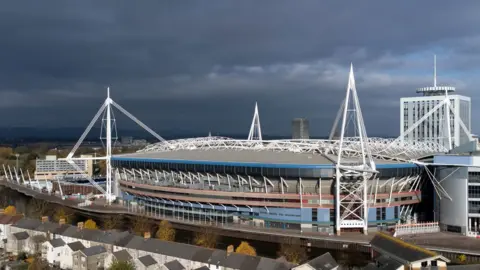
393;222;440;236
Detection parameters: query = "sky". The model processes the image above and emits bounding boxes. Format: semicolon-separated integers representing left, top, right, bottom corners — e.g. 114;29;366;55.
1;1;480;137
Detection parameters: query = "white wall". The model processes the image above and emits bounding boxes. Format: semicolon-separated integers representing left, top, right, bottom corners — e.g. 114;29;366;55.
437;166;468;234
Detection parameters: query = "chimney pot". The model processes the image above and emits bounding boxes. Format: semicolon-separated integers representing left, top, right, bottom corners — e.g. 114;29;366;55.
144;232;151;239
41;216;48;223
77;222;84;230
59;218;66;225
227;245;234;255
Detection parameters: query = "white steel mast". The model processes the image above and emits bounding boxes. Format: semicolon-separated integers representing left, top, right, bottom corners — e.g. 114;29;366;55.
335;64;376;235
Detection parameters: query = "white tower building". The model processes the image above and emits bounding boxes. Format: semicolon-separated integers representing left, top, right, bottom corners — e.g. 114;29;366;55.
400;56;471;150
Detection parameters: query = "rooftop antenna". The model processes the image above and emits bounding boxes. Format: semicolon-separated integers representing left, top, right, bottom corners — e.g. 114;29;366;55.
247;102;262;141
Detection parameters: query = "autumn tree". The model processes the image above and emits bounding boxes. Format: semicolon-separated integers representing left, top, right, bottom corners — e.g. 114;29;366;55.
458;254;467;264
84;219;98;229
53;207;73;224
27;255;49;270
0;147;13;159
132;215;151;236
155;220;175;241
4;205;17;215
108;259;136;270
235;241;256;256
194;228;218;248
26;199;50;219
103;215;122;230
278;244;307;264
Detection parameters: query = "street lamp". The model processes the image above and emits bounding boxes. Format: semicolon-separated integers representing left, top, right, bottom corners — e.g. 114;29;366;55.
15;153;19;170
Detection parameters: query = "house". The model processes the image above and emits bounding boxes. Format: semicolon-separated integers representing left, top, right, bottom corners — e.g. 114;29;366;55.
42;238;66;268
73;245;107;270
162;259;185;270
62;241;86;270
0;214;23;249
293;252;338;270
105;249;134;269
137;255;159;270
8;231;29;255
370;232;450;269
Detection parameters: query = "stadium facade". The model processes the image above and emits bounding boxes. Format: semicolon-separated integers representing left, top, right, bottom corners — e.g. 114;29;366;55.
112;137;437;234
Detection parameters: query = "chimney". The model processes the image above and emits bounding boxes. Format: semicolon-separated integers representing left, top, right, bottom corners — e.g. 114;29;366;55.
0;209;4;214
77;222;84;230
227;245;234;255
59;218;66;226
144;232;151;240
41;216;49;223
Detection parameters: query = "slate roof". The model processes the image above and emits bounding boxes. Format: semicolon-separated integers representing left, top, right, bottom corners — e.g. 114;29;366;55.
61;226;130;246
0;214;23;224
67;241;85;252
194;267;209;270
125;236;199;260
113;249;132;262
11;218;42;230
163;260;185;270
138;255;157;267
304;252;338;270
81;245;107;257
36;221;60;233
376;255;404;270
12;231;29;240
370;232;439;263
48;238;66;248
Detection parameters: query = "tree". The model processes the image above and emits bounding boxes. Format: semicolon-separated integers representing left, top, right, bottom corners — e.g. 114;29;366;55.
4;205;17;215
155;220;175;241
103;215;122;230
26;199;50;219
0;147;13;159
84;219;98;229
108;259;136;270
278;244;307;264
53;207;73;223
235;241;256;256
27;255;49;270
458;254;467;264
132;215;151;236
194;228;218;248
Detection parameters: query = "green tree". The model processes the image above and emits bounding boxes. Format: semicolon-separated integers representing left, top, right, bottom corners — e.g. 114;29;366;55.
194;228;218;248
458;254;467;264
155;220;175;241
53;207;73;223
103;215;122;230
132;215;151;236
108;259;136;270
278;244;307;264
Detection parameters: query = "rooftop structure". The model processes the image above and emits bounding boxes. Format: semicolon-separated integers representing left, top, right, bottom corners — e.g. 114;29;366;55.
35;154;93;181
400;55;472;150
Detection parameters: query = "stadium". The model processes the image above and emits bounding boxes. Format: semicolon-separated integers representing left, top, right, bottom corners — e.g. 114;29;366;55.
112;136;440;234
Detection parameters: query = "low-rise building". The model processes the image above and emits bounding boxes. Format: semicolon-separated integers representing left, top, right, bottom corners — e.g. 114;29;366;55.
369;232;450;269
35;154;93;181
293;252;338;270
73;245;107;270
63;241;86;270
43;238;66;268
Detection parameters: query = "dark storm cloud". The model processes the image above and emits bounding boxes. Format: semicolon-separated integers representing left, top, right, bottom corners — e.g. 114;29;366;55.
1;1;480;136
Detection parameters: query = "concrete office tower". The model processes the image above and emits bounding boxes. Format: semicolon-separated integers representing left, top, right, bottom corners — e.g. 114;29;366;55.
292;118;310;139
400;56;472;150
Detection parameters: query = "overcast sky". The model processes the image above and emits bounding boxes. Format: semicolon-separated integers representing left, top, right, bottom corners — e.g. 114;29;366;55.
1;1;480;137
